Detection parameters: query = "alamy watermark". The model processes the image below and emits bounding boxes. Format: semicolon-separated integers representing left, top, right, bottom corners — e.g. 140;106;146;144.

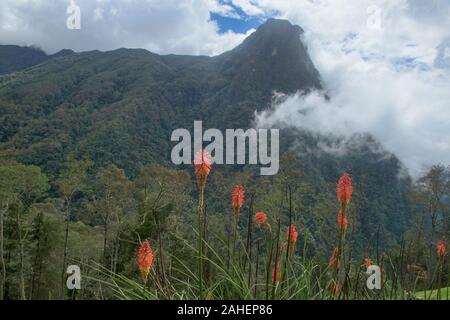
366;265;381;290
66;265;81;290
171;121;279;176
66;0;81;30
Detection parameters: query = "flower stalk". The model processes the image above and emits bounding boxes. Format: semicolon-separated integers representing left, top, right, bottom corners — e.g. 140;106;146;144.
331;173;353;298
194;150;212;299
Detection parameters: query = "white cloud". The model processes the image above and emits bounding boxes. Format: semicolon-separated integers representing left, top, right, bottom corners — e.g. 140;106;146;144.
93;7;104;22
206;0;241;18
256;67;450;176
252;0;450;177
230;0;264;16
0;0;248;55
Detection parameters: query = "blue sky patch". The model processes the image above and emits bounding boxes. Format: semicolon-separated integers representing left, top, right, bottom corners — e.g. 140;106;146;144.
210;12;263;34
209;1;267;34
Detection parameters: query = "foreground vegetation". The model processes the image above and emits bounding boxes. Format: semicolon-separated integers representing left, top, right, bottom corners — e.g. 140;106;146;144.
416;287;450;300
0;150;448;300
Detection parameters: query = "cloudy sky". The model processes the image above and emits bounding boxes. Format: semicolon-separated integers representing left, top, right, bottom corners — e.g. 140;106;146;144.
1;0;450;176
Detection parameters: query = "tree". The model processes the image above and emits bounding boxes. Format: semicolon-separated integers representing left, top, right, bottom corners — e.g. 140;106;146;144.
93;165;134;270
132;165;192;289
0;164;49;299
417;165;449;239
55;156;91;297
410;165;450;288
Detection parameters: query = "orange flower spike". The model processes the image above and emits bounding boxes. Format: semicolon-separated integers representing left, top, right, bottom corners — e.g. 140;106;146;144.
337;210;348;231
254;211;267;226
286;224;298;256
332;283;340;296
364;258;373;269
194;149;212;188
137;240;153;284
437;240;446;258
232;185;245;211
272;264;281;284
337;172;353;205
329;247;338;270
286;224;298;243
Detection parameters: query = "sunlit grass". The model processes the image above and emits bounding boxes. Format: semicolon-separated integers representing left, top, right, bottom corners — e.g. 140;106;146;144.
416;287;450;300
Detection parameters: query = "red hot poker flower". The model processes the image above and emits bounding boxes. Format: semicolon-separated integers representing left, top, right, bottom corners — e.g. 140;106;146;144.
255;211;267;226
332;283;340;296
286;224;298;256
329;247;338;270
337;173;353;205
337;210;348;231
437;240;446;258
232;185;245;211
137;240;153;283
272;263;281;284
364;258;373;269
286;224;298;243
194;149;212;188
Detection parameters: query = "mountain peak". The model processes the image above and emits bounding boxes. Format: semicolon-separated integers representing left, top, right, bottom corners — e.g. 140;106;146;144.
214;19;322;101
257;18;304;36
0;45;48;75
51;49;75;58
237;18;305;50
0;45;75;74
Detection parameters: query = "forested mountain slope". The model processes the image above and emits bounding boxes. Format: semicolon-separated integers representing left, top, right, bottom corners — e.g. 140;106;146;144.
0;19;412;253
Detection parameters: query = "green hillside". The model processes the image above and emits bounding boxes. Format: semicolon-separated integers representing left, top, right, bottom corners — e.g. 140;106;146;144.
0;19;413;254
